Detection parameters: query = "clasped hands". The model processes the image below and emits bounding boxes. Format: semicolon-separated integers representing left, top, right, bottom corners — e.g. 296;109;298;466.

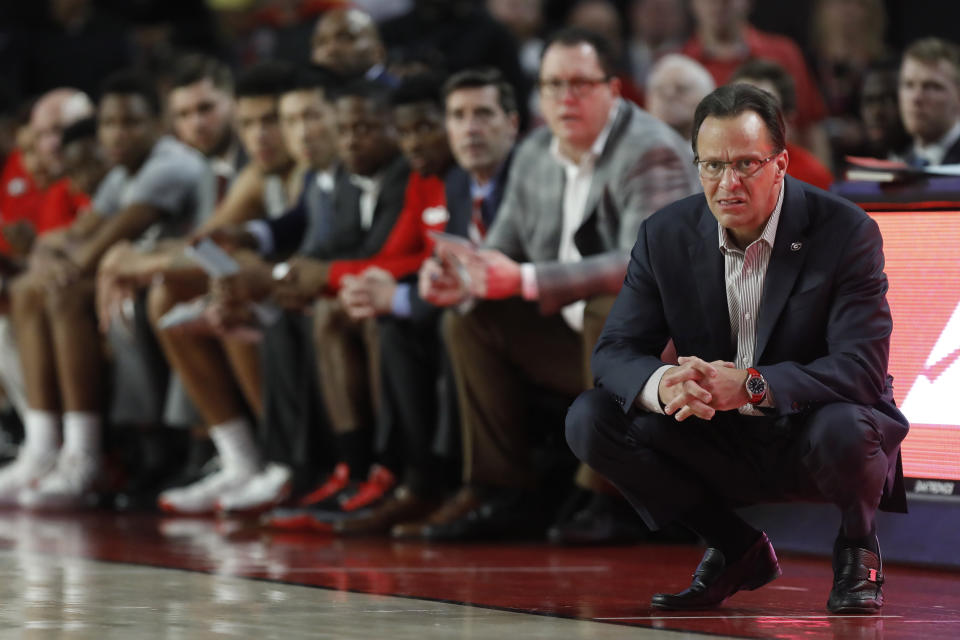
658;356;751;421
209;253;330;321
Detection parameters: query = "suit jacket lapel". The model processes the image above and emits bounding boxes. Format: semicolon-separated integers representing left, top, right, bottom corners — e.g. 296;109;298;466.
689;206;732;358
332;167;362;239
580;100;630;234
369;156;409;226
540;160;565;258
755;178;810;362
443;166;472;236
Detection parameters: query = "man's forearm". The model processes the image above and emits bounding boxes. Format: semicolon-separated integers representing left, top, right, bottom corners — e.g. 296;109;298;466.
73;205;160;273
533;250;629;315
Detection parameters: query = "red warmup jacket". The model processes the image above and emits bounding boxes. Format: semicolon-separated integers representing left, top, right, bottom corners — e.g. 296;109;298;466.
0;150;43;253
327;170;448;292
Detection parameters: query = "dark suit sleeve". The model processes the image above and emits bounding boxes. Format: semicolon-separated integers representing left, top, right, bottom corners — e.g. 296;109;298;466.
266;201;308;258
591;219;674;413
761;215;892;414
405;276;442;324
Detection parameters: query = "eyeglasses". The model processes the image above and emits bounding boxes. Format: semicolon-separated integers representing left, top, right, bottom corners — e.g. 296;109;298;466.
538;76;610;98
694;152;781;180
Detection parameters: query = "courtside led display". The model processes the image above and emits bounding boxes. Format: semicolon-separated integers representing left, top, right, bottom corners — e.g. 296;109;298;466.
870;210;960;491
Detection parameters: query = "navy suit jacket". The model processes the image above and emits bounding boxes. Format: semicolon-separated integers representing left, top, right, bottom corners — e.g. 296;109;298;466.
267;156;410;259
405;157;513;323
593;176;908;512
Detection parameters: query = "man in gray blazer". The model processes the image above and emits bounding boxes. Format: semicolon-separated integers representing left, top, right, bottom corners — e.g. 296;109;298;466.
407;28;700;541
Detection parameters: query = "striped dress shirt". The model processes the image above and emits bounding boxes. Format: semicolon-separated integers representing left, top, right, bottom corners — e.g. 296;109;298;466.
719;181;784;415
638;181;784;415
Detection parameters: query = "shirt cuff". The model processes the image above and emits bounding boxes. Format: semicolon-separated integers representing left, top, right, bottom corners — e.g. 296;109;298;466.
244;220;274;256
520;263;538;300
637;365;673;414
392;283;412;318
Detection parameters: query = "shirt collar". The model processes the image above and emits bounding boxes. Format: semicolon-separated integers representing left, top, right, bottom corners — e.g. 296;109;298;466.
316;169;335;192
549;99;622;169
350;171;382;193
470;179;494;201
718;179;785;253
912;119;960;166
364;63;386;81
469;156;508;200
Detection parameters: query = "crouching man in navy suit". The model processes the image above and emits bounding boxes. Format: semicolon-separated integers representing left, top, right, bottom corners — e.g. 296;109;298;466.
566;84;909;614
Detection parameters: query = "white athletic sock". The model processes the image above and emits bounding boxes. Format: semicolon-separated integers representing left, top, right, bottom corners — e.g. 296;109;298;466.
62;412;102;458
22;409;60;457
209;417;261;474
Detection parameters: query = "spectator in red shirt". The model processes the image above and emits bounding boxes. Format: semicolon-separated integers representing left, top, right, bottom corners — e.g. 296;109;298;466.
681;0;831;168
34;117;107;238
731;59;834;190
0;89;94;257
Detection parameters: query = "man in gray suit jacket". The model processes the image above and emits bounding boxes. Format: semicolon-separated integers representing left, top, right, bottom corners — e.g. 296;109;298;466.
407;28;700;541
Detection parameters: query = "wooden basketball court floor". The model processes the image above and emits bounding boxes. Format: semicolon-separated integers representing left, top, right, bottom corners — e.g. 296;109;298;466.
0;511;956;639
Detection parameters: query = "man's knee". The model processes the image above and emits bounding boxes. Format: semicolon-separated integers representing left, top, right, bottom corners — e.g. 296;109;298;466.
312;297;347;341
442;300;518;359
804;402;881;471
9;273;47;313
146;279;177;327
441;304;476;349
565;388;623;464
44;278;94;316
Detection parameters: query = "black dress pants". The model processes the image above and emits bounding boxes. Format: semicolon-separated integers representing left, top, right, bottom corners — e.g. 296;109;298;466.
377;314;450;495
565;389;908;538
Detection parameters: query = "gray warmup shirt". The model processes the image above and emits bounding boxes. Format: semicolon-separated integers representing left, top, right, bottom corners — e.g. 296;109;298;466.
92;136;216;247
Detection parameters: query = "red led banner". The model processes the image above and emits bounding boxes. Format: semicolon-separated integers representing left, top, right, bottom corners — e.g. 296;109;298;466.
870;211;960;483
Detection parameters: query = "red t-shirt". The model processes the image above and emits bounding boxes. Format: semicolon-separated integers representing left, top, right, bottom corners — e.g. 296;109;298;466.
0;152;90;254
681;27;827;129
327;171;447;292
0;150;44;254
786;142;833;191
35;179;89;234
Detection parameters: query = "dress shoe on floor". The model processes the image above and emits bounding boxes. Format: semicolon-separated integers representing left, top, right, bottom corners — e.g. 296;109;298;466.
651;532;781;610
393;488;546;542
827;541;883;613
391;486;485;540
547;491;648;545
334;486;439;536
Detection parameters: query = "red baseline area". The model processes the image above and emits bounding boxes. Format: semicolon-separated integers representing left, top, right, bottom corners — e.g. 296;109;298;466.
0;511;957;639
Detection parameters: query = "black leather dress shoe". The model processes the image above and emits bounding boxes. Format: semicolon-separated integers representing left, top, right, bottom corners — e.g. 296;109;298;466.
421;490;545;541
827;544;884;613
547;492;648;545
651;532;781;610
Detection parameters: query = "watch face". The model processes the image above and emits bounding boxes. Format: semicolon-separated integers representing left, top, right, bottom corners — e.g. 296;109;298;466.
747;376;766;395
